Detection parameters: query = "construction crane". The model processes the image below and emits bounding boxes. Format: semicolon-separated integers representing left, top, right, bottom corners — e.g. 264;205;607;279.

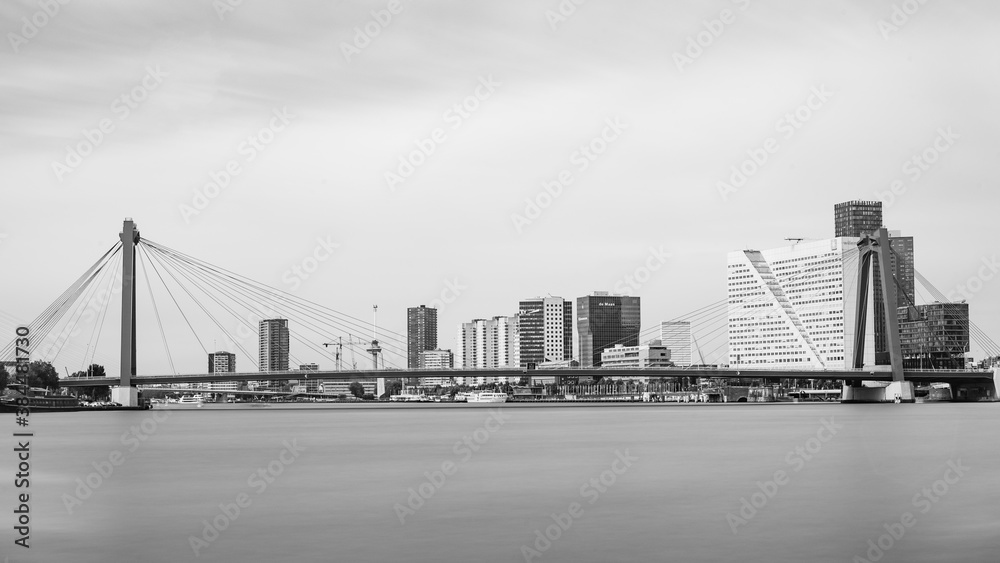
785;238;805;244
322;335;371;371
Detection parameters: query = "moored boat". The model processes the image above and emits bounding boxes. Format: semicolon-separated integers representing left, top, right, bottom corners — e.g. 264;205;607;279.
467;392;508;403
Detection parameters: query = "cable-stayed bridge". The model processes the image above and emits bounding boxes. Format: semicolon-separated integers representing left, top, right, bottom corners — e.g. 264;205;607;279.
4;220;999;405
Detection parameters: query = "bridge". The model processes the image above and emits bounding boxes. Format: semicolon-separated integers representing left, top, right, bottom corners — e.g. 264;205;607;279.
6;220;1000;404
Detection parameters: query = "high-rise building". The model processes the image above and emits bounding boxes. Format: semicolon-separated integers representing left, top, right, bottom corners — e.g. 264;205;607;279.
576;292;641;367
727;238;860;368
518;297;573;367
659;322;692;367
208;351;238;392
418;349;454;386
407;305;438;368
259;319;289;371
419;349;454;369
208;351;236;373
897;302;969;369
888;231;915;309
455;316;517;369
834;200;883;237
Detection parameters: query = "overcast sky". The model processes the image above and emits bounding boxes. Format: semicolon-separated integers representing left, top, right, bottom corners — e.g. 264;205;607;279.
2;0;998;375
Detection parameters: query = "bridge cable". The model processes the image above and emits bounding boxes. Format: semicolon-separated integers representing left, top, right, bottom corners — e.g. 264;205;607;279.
144;242;407;367
141;242;262;370
37;244;122;365
142;239;409;344
3;241;121;360
139;241;209;357
81;248;122;374
137;244;177;375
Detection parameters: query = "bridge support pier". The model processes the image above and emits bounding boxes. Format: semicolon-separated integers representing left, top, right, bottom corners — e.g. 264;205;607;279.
841;380;914;403
111;386;139;407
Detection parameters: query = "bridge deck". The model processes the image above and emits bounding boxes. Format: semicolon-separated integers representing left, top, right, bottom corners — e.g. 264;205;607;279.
60;367;995;387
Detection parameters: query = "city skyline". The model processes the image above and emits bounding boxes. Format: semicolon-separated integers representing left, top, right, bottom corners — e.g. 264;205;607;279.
2;1;998;377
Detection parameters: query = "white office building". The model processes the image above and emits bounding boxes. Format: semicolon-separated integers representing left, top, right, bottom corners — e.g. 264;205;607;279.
455;316;518;385
600;340;673;375
659;322;692;367
727;238;863;369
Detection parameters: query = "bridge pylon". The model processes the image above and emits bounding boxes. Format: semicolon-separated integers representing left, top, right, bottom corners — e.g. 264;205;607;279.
843;227;914;403
112;218;140;407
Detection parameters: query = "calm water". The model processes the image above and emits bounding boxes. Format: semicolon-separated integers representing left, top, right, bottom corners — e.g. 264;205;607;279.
3;403;998;563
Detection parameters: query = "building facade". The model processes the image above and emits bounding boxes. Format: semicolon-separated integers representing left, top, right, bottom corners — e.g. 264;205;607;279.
455;316;517;383
897;302;969;369
576;292;641;367
600;339;673;371
259;319;289;371
207;351;238;392
727;238;859;369
517;297;573;367
418;349;455;386
834;200;883;237
659;321;692;367
407;305;438;368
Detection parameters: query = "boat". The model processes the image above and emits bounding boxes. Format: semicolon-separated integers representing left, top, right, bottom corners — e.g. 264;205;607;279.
915;383;953;403
467;392;508;403
0;385;146;412
0;386;82;412
453;391;475;402
390;392;433;402
178;395;204;406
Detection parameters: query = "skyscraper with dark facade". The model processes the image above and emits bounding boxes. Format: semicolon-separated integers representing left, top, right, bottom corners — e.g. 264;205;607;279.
888;233;915;309
834;200;883;237
407;305;438;368
576;292;641;367
518;297;572;367
259;319;289;371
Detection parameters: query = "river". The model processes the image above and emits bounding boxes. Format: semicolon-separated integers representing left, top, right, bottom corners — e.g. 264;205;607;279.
3;402;996;562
